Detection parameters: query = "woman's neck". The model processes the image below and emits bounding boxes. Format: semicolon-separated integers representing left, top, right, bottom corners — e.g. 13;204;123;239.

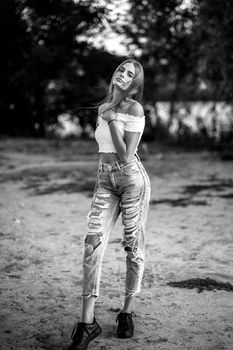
111;92;133;106
111;88;122;104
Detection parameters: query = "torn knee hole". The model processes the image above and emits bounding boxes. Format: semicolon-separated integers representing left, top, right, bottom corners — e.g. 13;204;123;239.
124;246;133;252
85;234;102;252
124;246;138;253
122;240;137;253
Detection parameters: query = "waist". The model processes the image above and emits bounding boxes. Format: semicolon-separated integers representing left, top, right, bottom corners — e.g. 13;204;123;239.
98;154;140;172
99;153;120;163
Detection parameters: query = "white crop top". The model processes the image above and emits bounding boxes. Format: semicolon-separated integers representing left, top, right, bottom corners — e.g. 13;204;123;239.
95;112;145;153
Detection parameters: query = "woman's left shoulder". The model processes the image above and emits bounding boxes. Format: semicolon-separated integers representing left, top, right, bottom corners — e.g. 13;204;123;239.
127;101;144;118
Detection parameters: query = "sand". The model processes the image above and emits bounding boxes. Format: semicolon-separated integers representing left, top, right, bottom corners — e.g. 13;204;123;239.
0;139;233;350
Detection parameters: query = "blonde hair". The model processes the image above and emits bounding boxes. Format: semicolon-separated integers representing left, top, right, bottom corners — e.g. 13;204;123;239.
98;59;144;113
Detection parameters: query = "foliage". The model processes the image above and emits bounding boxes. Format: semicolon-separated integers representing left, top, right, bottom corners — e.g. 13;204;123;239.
144;101;233;151
122;0;201;101
0;0;119;136
125;0;233;103
194;0;233;101
0;0;233;145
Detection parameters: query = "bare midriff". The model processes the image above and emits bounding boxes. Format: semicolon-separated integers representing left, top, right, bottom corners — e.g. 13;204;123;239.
99;152;120;163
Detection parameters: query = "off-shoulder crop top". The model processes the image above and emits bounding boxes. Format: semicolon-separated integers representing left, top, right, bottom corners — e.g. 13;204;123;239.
95;112;145;153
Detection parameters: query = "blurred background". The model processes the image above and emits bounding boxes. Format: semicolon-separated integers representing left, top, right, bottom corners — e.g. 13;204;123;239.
1;0;233;154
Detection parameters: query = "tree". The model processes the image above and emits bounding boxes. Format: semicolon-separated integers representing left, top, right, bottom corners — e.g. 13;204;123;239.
0;0;113;136
0;0;32;135
122;0;200;102
194;0;233;102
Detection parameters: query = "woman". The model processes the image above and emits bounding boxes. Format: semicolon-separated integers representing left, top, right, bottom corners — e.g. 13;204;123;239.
68;59;151;350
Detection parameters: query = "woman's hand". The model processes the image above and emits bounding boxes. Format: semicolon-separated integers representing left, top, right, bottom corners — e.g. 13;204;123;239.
100;109;116;123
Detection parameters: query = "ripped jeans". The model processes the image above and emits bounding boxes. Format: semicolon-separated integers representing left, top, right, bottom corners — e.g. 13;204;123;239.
82;154;151;299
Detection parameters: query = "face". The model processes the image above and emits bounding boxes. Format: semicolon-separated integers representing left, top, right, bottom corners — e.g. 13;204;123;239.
113;62;135;91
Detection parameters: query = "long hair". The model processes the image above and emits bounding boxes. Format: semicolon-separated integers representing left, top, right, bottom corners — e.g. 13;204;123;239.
98;59;144;113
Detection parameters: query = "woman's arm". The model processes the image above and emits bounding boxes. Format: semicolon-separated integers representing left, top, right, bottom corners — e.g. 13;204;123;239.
101;102;144;163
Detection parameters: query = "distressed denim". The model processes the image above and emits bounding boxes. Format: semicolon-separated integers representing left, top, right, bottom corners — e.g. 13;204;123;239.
82;154;151;299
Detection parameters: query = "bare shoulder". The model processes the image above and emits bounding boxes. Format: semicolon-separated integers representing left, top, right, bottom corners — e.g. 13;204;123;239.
98;103;109;115
127;101;144;118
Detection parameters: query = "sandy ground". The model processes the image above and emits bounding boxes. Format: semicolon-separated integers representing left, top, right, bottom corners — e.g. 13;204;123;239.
0;139;233;350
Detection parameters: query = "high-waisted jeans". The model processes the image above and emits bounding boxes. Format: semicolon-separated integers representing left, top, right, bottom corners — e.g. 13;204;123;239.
82;154;151;299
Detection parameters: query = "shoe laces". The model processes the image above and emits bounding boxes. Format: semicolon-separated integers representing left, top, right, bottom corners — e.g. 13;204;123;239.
71;318;96;340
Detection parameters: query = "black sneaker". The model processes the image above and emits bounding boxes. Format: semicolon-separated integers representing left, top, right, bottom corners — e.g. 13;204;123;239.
116;312;134;338
68;317;102;350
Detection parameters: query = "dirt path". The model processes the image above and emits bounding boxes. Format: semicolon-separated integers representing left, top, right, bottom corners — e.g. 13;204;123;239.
0;139;233;350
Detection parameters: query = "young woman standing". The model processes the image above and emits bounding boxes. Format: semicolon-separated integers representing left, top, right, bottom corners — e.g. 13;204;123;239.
68;59;151;350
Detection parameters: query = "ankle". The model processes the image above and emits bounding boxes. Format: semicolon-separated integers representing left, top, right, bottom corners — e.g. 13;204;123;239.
121;309;132;314
81;310;95;324
82;317;94;324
